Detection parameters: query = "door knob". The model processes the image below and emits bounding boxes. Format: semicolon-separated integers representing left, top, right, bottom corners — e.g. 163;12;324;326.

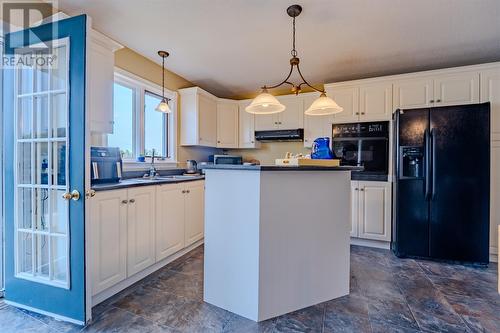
62;190;80;201
85;189;96;198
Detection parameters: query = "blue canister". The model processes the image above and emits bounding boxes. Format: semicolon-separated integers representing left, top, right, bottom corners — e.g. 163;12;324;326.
311;137;334;159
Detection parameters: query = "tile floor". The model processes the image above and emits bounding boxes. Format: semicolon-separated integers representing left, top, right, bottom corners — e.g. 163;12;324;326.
1;245;499;332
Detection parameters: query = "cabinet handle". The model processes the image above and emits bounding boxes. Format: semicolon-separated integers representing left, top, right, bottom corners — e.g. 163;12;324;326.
251;141;255;143
274;122;278;125
129;199;135;203
354;188;358;191
436;99;441;103
361;112;365;115
429;100;434;103
355;112;359;115
186;190;190;193
217;140;221;143
182;190;186;193
360;188;365;191
279;122;282;124
121;199;128;204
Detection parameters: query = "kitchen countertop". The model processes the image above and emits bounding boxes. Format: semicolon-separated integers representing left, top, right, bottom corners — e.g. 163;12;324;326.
199;164;364;171
92;175;205;191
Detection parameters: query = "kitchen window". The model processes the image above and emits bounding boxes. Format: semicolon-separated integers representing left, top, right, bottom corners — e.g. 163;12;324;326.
110;69;177;163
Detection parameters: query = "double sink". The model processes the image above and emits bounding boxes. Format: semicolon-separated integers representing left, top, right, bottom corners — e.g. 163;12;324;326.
128;174;204;183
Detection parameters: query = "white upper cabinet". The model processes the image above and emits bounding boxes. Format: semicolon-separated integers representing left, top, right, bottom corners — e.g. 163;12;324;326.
239;100;259;148
394;71;479;110
216;100;239;148
303;94;333;148
481;68;500;141
326;86;359;124
393;77;434;109
255;95;304;131
434;71;479;106
156;183;185;262
359;82;393;121
127;186;156;277
180;87;218;147
88;30;123;134
276;95;304;129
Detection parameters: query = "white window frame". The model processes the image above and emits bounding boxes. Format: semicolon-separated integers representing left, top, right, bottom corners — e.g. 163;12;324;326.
113;68;177;166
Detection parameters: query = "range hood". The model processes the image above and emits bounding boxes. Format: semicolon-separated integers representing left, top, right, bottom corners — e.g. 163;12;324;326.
255;129;304;142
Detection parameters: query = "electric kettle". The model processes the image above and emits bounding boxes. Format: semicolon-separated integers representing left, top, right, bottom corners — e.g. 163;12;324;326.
186;160;198;174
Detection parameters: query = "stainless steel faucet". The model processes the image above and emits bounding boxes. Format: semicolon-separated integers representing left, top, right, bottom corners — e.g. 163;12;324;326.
144;149;158;179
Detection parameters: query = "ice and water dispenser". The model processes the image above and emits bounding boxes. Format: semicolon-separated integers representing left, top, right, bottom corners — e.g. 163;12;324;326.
400;147;424;179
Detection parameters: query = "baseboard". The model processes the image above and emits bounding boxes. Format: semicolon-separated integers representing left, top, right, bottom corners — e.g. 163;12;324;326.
4;300;85;326
490;246;498;263
92;239;204;307
350;237;390;250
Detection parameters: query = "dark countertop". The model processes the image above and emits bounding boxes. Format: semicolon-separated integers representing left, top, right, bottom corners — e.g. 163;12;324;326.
92;175;205;192
199;164;363;172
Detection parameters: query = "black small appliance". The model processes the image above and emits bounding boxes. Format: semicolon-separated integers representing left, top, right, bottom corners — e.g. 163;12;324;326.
332;121;389;181
91;147;123;184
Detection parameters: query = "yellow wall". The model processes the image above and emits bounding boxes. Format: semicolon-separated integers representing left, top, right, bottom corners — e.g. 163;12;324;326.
114;48;221;167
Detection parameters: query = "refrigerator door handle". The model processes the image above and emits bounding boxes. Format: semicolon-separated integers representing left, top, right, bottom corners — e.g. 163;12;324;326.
431;128;436;200
424;129;431;200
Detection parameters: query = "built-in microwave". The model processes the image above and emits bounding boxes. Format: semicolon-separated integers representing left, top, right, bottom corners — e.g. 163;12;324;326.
332;121;389;181
208;155;243;165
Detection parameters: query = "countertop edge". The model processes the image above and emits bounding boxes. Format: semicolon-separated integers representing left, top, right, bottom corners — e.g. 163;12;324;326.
200;165;363;171
92;176;205;192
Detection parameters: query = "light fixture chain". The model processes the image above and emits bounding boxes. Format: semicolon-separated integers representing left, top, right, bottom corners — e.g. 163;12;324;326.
291;16;297;57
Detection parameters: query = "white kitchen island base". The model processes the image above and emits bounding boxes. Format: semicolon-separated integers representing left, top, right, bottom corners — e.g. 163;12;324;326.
203;165;354;322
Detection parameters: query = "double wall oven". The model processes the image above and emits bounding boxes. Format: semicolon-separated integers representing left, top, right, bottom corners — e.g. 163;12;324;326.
332;121;389;181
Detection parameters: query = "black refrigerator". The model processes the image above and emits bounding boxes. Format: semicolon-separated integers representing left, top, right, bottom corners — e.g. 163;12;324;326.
392;103;490;264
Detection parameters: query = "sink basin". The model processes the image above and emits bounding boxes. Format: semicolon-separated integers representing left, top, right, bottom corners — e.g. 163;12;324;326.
158;175;201;180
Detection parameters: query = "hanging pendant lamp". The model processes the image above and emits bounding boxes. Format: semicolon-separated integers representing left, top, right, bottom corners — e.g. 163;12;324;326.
155;50;172;113
246;5;343;116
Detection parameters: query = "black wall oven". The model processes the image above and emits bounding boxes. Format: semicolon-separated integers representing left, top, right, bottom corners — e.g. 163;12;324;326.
332;121;389;181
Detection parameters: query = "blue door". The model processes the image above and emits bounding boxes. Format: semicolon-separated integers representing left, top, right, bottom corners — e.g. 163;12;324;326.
3;15;87;324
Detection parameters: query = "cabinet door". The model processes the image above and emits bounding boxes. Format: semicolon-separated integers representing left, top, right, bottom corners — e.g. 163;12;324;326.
88;41;115;133
239;101;258;148
491;142;500;257
303;95;333;147
217;101;239;148
255;113;278;131
198;94;218;146
326;86;359;123
359;82;393;121
277;96;304;129
393;77;434;109
358;181;391;241
184;181;205;246
481;68;500;141
350;182;359;237
434;71;479;107
90;189;128;295
156;184;185;262
127;186;156;276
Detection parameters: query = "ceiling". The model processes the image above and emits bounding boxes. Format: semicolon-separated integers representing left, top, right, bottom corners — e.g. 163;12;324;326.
58;0;500;99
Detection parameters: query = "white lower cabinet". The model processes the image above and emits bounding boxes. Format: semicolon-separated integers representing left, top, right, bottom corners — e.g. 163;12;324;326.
491;142;500;257
91;180;205;296
156;184;186;261
127;186;156;276
184;181;205;246
351;181;391;242
90;189;128;296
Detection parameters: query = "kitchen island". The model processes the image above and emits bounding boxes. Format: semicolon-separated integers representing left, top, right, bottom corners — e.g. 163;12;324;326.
201;164;361;322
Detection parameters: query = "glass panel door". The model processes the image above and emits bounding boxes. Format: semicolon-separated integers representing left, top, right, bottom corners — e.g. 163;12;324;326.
4;15;87;324
14;41;70;288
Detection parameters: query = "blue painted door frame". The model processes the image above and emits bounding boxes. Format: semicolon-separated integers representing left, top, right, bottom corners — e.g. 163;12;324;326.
3;15;87;324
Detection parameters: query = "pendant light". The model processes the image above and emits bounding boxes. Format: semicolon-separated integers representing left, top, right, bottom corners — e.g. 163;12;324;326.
155;50;172;113
246;5;343;116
